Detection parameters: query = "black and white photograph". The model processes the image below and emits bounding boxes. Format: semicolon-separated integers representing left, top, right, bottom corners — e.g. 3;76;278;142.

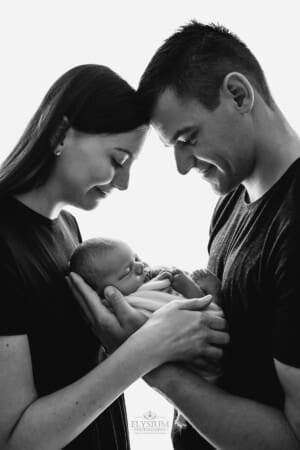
0;1;300;449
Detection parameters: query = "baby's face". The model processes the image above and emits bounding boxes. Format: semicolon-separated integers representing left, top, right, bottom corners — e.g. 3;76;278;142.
103;242;146;295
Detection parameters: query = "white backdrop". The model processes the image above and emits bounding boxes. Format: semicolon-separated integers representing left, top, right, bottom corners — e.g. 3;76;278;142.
1;1;299;448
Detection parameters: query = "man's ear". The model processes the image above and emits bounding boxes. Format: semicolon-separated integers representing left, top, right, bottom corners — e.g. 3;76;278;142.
222;72;254;113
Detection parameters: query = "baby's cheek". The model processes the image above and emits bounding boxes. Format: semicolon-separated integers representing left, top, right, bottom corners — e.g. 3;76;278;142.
115;275;145;296
117;278;138;296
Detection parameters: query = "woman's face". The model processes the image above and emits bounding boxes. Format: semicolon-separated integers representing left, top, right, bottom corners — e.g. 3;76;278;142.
52;125;148;210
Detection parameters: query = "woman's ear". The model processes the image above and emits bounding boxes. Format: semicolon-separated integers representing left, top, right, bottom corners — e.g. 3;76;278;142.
222;72;255;113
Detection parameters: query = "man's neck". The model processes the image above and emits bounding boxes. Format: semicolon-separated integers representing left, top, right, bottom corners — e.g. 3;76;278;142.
243;106;300;202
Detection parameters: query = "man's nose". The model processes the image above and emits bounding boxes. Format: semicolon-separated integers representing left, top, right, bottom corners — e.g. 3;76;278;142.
175;147;194;175
112;166;130;191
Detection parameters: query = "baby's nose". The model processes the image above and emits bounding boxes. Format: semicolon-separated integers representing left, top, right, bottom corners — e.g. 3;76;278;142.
135;262;144;275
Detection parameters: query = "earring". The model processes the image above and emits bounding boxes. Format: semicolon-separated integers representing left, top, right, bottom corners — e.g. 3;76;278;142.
50;115;70;149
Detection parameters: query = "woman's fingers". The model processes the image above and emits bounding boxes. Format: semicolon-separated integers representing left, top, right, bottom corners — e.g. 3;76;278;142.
66;275;95;325
127;291;177;311
176;295;213;311
134;307;152;319
137;290;178;302
68;272;115;326
138;278;171;291
126;295;163;312
104;286;138;325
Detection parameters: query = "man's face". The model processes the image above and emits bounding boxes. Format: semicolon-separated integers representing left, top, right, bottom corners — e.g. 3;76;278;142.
152;88;256;195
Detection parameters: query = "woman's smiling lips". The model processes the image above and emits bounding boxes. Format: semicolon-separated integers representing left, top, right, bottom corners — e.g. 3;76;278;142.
94;186;113;197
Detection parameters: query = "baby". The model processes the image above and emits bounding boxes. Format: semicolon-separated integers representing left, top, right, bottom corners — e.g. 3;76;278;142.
69;237;221;313
69;237;223;431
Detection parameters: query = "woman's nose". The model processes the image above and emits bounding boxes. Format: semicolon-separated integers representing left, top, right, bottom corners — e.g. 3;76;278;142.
112;166;130;191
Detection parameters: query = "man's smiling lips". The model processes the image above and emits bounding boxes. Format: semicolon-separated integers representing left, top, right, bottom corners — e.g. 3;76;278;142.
194;161;215;176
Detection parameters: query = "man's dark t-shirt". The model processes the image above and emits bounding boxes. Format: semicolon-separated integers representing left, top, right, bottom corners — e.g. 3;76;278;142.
0;197;130;449
172;159;300;449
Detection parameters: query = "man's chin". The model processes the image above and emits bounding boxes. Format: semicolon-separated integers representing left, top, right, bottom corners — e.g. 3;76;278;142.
206;171;240;196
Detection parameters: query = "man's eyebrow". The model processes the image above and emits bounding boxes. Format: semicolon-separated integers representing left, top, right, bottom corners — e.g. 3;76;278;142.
169;126;196;146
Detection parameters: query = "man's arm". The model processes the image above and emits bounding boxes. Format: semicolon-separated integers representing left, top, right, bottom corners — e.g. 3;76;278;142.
145;361;300;450
275;359;300;441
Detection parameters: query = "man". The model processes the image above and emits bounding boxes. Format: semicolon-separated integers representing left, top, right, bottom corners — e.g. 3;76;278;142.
69;21;300;449
136;21;300;449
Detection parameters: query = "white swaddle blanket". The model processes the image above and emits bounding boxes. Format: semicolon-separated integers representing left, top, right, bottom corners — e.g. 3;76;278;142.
125;276;180;315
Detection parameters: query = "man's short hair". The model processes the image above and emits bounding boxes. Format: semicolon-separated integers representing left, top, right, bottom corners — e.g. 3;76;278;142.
138;20;274;116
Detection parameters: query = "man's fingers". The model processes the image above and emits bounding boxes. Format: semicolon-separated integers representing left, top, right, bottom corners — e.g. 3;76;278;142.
177;295;213;311
209;329;230;346
204;345;224;360
208;315;227;331
207;301;223;312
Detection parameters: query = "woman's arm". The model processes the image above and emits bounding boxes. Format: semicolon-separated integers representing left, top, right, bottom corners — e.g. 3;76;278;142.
0;289;228;450
0;332;155;450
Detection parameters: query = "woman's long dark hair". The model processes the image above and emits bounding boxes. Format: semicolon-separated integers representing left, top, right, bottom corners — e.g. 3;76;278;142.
0;64;148;197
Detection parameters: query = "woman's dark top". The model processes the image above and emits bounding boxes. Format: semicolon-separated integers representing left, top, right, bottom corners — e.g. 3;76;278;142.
0;196;130;449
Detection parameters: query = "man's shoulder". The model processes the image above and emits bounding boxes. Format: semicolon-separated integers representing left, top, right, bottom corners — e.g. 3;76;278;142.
273;158;300;220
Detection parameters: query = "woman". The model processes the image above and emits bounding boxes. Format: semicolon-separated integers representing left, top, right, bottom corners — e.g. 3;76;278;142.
0;64;227;449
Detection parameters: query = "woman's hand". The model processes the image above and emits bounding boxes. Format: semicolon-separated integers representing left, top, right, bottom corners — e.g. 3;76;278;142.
126;289;178;312
67;272;148;352
141;296;229;367
67;272;229;369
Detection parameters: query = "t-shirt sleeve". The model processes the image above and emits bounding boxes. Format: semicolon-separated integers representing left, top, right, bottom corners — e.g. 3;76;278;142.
266;220;300;368
0;247;29;336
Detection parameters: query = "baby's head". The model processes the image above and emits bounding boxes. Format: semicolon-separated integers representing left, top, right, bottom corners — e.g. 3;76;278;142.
70;238;146;296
